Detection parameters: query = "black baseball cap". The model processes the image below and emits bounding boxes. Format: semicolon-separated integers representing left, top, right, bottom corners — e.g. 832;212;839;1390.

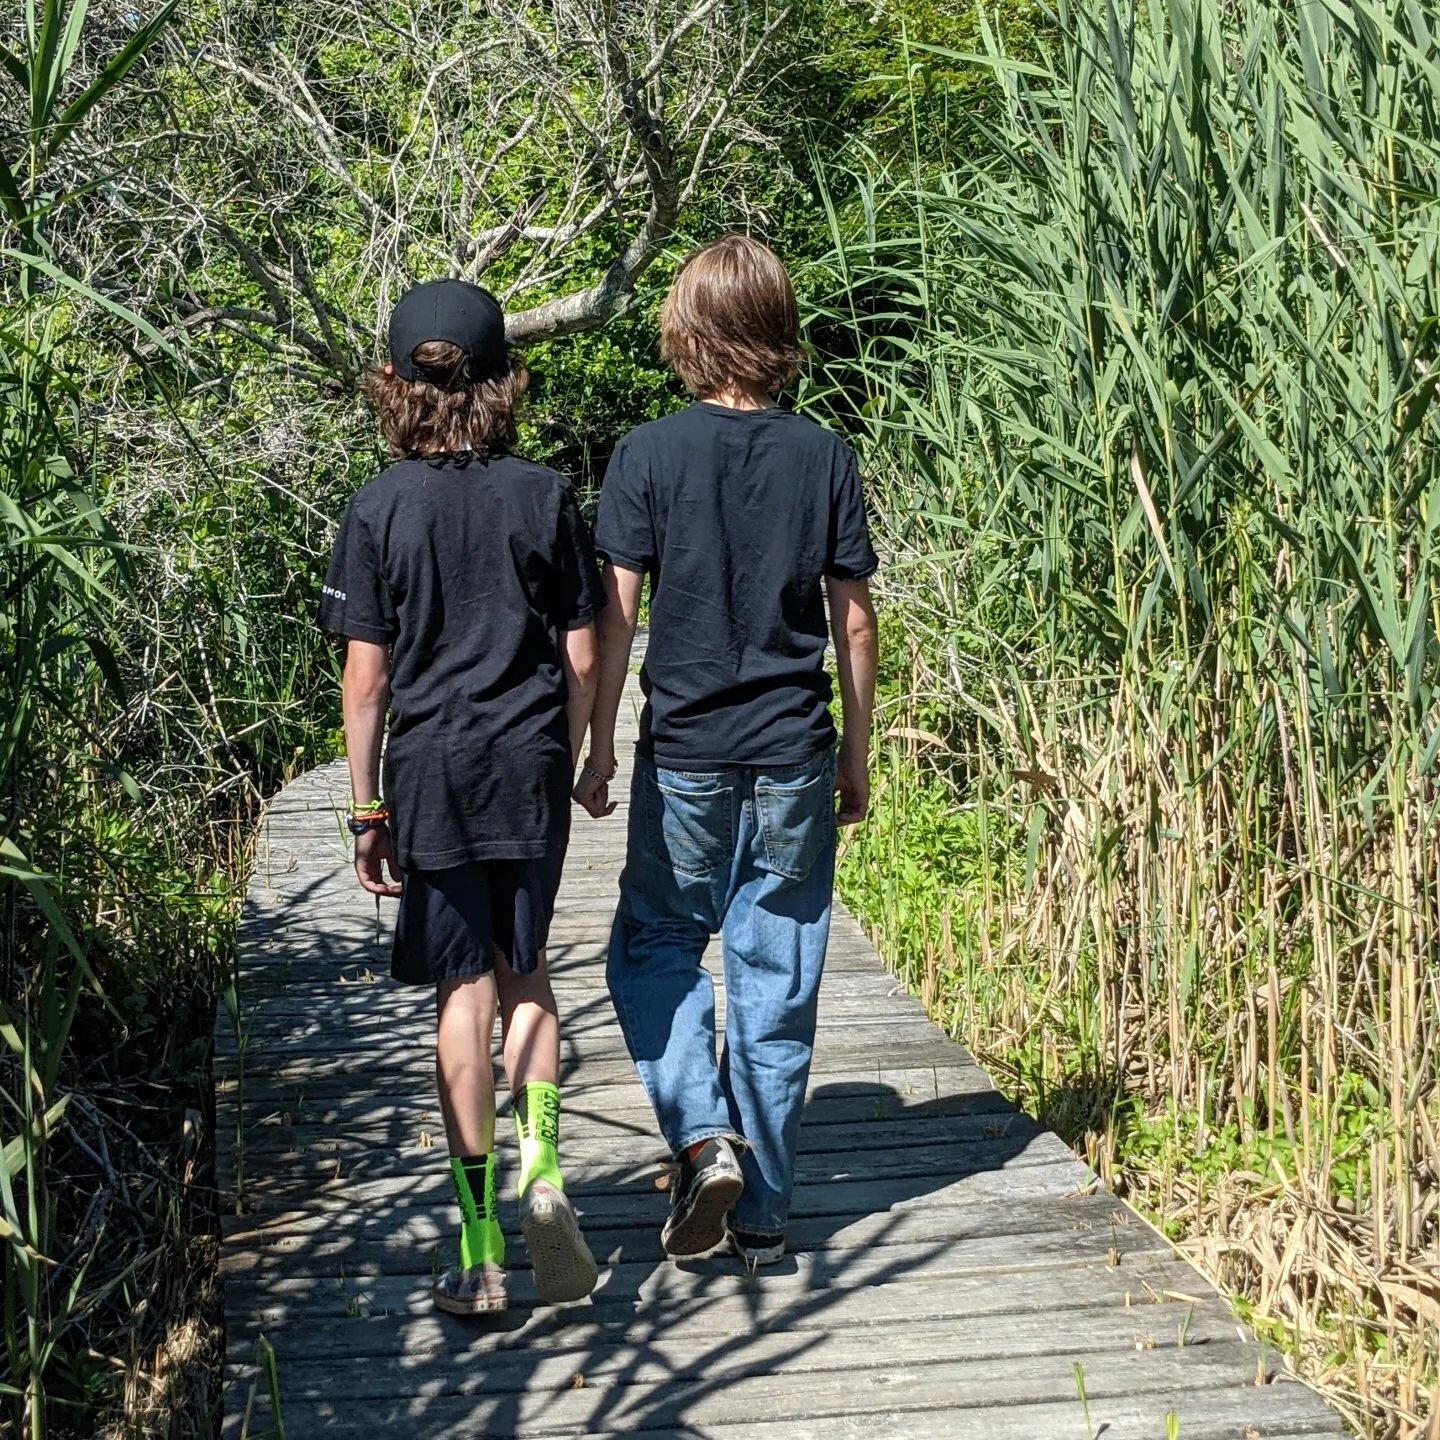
388;279;508;383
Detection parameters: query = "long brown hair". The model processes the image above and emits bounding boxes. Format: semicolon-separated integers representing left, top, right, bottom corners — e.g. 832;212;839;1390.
362;340;528;457
659;234;803;398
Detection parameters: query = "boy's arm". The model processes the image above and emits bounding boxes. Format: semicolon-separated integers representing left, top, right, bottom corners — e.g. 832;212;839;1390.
826;576;879;826
342;638;403;896
574;562;644;818
561;623;600;770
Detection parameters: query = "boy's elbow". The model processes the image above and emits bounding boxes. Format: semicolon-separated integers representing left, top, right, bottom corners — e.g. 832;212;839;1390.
564;628;600;694
828;574;875;620
847;607;879;647
836;587;879;650
343;674;390;715
342;644;391;705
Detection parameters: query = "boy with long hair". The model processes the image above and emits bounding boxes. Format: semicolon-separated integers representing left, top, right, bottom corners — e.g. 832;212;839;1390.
318;280;602;1313
575;236;880;1266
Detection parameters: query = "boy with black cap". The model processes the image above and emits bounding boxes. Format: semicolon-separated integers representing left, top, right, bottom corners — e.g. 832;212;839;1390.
318;279;604;1314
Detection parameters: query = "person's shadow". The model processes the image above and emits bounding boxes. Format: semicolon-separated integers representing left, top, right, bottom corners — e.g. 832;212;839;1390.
225;1073;1077;1436
485;1076;1067;1436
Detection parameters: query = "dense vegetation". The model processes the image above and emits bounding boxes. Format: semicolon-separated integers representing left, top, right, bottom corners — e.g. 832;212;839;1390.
818;4;1440;1434
2;0;1435;1436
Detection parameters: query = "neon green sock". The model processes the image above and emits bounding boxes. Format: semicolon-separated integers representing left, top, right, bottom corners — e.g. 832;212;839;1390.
514;1081;565;1195
450;1154;504;1269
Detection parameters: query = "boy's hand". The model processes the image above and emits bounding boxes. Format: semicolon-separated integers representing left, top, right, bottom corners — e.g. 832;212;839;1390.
354;823;404;897
573;762;618;820
835;753;870;827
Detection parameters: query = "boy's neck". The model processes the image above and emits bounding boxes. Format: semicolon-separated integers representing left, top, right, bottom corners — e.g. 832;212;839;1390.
701;381;777;412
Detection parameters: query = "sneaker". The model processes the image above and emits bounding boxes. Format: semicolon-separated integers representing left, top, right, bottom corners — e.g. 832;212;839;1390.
728;1227;786;1267
661;1137;744;1258
432;1262;507;1315
520;1181;598;1304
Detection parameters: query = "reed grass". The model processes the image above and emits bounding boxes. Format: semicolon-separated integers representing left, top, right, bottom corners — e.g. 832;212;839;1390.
2;5;334;1433
809;1;1440;1434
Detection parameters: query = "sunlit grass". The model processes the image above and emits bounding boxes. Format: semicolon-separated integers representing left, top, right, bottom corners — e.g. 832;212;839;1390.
820;0;1439;1433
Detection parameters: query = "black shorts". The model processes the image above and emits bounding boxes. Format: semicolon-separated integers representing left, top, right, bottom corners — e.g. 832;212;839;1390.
391;853;563;987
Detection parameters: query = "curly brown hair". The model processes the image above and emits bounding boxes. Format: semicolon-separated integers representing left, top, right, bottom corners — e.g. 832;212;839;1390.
659;235;803;399
363;340;528;457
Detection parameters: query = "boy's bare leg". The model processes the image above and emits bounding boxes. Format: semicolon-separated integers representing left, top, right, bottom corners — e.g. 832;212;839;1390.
432;972;506;1312
495;946;597;1301
494;947;560;1091
435;972;500;1154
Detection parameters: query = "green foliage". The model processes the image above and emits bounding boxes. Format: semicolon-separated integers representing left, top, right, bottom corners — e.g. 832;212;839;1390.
0;5;347;1433
523;318;681;487
819;0;1439;1428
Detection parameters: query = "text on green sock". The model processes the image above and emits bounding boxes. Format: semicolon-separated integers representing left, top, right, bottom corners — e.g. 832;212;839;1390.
514;1081;565;1194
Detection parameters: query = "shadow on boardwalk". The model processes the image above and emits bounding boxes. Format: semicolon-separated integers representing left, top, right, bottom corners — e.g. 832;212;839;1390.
228;1077;1053;1437
222;753;1345;1439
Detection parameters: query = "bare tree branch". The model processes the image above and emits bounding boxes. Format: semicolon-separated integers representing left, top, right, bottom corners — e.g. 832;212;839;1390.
83;0;796;374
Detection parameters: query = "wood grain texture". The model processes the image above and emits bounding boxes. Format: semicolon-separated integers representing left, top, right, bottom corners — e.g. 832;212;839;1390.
218;657;1343;1438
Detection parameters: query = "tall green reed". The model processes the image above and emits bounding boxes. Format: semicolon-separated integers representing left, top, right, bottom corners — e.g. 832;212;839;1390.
2;5;183;1435
806;0;1439;1431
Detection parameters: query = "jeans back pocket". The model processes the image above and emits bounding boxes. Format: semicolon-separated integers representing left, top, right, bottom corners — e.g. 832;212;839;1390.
755;759;836;882
642;770;734;878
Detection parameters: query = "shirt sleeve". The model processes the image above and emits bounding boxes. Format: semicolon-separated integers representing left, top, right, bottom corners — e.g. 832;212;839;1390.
826;444;880;581
552;486;606;631
593;437;656;572
315;497;398;643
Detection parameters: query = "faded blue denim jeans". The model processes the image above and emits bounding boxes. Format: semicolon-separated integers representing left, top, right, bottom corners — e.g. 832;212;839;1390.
608;749;837;1235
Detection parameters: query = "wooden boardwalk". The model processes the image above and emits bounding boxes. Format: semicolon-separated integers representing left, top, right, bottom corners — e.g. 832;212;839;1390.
217;664;1343;1439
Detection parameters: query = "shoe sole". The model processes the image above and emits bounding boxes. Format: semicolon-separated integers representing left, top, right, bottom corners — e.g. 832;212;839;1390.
662;1168;744;1259
728;1235;786;1268
522;1191;598;1304
431;1284;507;1316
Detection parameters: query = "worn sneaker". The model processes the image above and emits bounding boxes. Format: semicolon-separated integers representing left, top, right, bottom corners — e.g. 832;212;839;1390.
432;1262;507;1315
661;1137;744;1258
728;1227;786;1268
520;1181;598;1304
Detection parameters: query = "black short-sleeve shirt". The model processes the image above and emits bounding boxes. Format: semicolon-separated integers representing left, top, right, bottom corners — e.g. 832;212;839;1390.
317;453;603;870
594;403;878;769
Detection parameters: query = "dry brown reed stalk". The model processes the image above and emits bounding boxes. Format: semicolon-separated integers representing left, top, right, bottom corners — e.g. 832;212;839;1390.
906;662;1439;1436
813;0;1440;1430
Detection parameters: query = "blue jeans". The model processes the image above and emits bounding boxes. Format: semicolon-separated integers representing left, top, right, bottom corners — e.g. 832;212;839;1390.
608;750;837;1235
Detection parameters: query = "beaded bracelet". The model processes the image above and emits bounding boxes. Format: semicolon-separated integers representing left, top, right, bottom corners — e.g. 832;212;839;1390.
581;762;615;785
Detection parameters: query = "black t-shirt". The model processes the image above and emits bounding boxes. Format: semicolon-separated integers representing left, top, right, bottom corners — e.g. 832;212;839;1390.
316;453;603;870
594;403;878;769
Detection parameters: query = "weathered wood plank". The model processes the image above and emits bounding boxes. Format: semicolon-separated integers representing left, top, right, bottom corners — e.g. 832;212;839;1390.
231;1110;1042;1182
221;992;926;1046
220;1159;1101;1276
439;1385;1343;1440
216;1022;956;1074
225;1065;1005;1130
219;1341;1282;1438
219;1197;1158;1286
224;969;910;1009
217;666;1342;1440
232;1133;1082;1217
214;1033;982;1091
224;1305;1248;1405
223;1251;1207;1348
